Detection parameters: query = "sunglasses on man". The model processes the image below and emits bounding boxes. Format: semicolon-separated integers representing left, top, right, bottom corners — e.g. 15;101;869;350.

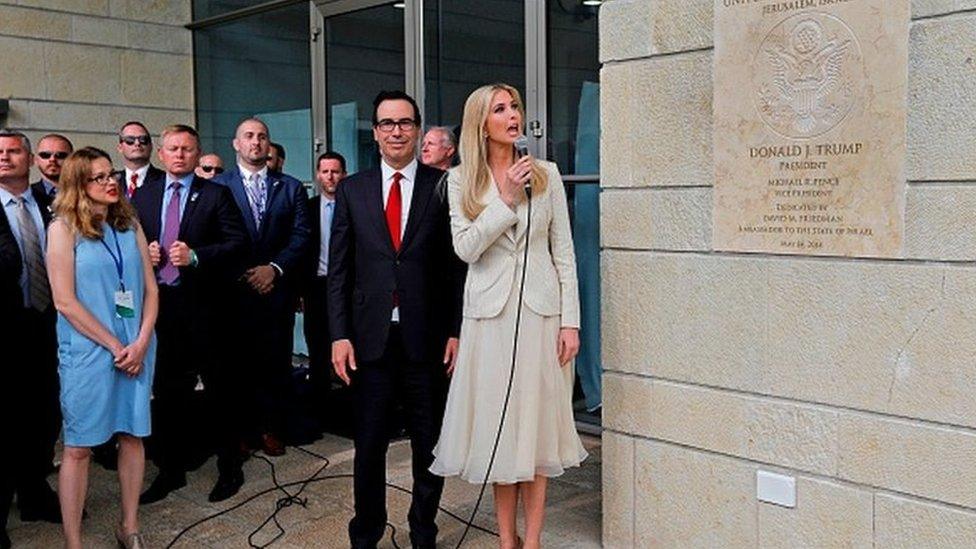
120;135;151;146
37;151;70;160
199;165;224;175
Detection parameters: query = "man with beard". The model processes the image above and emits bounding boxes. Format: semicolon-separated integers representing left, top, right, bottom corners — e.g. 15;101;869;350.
214;118;310;457
30;134;73;198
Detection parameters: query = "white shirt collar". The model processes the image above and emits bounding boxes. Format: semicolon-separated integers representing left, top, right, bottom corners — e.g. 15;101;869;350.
239;163;268;183
380;157;418;184
126;164;149;180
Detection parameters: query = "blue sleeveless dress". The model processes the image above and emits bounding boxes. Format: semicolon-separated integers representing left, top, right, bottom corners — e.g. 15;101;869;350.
57;223;155;447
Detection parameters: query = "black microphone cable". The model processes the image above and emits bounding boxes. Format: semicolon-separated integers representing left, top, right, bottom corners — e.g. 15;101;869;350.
454;178;534;549
164;442;499;548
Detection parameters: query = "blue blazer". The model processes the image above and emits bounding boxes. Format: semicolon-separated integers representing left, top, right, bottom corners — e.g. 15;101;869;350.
214;167;312;293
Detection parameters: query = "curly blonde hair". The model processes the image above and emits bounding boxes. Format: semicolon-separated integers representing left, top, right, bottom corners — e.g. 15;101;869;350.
54;147;138;239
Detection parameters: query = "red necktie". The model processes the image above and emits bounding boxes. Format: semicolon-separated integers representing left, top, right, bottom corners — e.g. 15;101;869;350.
128;172;138;198
386;172;403;252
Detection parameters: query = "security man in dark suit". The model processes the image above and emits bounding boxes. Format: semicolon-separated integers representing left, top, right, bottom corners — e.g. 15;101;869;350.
328;91;464;549
132;124;249;504
214;118;311;458
301;151;347;431
30;134;72;198
0;130;61;549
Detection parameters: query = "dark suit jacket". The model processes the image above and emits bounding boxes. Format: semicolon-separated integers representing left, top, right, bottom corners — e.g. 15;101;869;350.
30;180;55;199
0;185;54;320
327;163;464;364
115;164;165;196
214;167;312;306
131;173;248;297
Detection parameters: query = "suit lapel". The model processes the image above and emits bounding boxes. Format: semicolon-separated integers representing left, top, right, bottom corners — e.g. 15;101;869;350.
227;168;259;240
486;175;516;244
261;173;284;233
400;167;435;253
140;178;165;242
178;177;204;236
29;185;53;228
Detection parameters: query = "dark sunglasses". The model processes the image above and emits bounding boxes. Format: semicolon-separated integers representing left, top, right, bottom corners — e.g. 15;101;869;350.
37;151;69;160
120;135;151;146
199;165;224;174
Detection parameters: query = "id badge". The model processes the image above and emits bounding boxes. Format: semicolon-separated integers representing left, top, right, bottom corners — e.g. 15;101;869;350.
115;289;135;318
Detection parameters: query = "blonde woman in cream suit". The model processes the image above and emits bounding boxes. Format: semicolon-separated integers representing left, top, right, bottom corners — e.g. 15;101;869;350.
431;83;587;549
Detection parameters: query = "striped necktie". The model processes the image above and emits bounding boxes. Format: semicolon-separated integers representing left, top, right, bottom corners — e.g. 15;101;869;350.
14;196;51;311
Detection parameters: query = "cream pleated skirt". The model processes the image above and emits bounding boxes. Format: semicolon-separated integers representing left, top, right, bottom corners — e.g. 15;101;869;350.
430;281;588;484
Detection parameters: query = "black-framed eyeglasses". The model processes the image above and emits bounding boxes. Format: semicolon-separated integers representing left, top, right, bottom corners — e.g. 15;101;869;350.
86;173;117;186
375;118;418;132
199;165;224;174
37;151;69;160
119;135;151;146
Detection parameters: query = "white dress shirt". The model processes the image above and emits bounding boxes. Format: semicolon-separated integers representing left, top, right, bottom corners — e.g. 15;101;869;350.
379;158;417;321
124;164;150;189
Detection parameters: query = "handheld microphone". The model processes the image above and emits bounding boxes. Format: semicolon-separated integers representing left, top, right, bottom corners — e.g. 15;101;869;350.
514;135;532;197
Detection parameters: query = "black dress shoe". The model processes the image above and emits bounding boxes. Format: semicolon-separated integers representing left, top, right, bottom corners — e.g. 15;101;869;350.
208;470;244;503
139;472;186;505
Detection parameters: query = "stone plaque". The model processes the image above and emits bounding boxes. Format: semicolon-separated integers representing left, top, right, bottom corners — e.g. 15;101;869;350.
713;0;909;257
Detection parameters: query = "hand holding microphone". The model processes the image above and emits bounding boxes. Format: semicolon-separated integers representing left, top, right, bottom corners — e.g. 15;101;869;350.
500;135;533;208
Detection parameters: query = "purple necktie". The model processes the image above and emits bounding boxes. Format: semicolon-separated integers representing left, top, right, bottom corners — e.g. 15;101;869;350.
159;181;182;285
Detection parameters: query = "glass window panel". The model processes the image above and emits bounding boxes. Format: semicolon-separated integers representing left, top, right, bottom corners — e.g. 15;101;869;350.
324;4;405;173
194;3;312;181
547;0;600;175
423;0;525;136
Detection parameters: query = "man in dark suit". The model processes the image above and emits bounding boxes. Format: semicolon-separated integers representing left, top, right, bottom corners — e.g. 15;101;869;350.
215;117;311;457
116;121;164;199
30;134;72;198
301;151;346;431
0;130;61;549
132;125;249;504
329;91;463;549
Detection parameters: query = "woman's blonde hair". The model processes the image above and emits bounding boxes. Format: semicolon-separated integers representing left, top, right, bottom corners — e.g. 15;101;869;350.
458;83;547;220
54;147;138;239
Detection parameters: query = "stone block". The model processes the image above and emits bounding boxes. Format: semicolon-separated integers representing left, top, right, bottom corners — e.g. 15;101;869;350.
905;185;976;261
837;414;976;508
635;440;757;547
109;0;192;26
602;251;976;429
602;373;654;435
602;52;714;188
43;42;122;104
758;477;873;549
875;494;976;548
599;0;712;62
600;63;634;189
907;13;976;181
72;15;126;48
650;381;839;475
0;5;71;40
602;431;634;548
127;21;192;55
4;100;31;129
602;188;712;251
0;36;48;99
17;0;109;16
912;0;976;18
121;50;192;110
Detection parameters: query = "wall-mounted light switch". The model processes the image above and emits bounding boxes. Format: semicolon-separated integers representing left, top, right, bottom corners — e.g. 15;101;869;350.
757;470;796;508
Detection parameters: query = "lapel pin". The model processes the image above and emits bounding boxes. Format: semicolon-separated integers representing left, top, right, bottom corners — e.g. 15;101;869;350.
191;192;199;202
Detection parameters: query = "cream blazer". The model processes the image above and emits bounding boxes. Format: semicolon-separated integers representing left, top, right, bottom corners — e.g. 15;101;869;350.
447;160;580;328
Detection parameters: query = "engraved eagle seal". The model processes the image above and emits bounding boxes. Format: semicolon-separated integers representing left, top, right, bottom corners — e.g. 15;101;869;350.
754;13;862;139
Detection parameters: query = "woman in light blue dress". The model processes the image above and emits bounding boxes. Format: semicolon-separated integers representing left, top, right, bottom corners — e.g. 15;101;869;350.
46;147;158;549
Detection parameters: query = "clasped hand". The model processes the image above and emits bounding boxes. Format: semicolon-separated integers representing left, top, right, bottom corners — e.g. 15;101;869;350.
148;240;193;267
111;338;148;377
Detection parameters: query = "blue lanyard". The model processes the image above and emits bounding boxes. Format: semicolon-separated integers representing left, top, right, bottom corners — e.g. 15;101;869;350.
99;227;125;291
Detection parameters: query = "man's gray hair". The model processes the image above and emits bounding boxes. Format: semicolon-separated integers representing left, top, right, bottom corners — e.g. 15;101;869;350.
428;126;456;149
0;129;32;154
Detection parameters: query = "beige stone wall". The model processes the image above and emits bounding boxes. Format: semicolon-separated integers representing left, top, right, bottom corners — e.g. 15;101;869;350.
0;0;193;175
600;1;976;547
